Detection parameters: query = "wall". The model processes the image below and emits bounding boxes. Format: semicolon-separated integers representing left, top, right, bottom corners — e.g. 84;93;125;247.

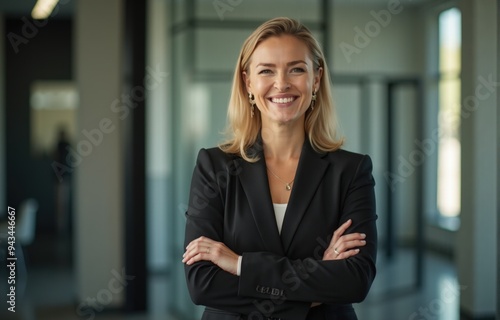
332;4;423;75
74;0;125;309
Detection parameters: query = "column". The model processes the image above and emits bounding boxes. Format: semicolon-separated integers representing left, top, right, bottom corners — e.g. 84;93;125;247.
74;0;125;310
457;0;498;318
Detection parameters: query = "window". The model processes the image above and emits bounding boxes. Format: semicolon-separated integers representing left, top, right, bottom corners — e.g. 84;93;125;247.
437;8;461;228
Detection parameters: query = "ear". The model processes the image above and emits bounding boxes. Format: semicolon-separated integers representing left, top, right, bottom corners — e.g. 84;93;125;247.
242;71;251;92
313;67;323;92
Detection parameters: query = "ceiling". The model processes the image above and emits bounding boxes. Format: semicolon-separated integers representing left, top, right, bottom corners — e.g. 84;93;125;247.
0;0;429;18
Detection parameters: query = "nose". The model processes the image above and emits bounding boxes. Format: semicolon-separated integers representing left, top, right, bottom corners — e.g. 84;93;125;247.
274;73;290;92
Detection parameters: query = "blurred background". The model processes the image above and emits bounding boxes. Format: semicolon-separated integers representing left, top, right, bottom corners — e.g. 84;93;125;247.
0;0;498;319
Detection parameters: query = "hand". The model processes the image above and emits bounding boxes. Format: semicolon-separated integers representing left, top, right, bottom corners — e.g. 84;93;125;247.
182;236;240;275
323;219;366;261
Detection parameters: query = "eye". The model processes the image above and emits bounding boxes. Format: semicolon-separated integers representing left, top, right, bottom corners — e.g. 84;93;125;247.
291;67;305;73
258;69;273;75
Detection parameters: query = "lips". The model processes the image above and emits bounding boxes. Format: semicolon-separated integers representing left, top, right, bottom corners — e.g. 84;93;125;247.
268;96;297;104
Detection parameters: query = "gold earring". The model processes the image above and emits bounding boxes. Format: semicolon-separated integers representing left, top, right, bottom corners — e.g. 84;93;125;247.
248;93;255;118
310;90;317;110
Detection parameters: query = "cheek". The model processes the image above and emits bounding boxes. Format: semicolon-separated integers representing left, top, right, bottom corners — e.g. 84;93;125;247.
253;79;271;94
304;78;314;91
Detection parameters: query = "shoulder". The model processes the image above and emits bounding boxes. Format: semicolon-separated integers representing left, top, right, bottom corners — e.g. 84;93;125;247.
324;149;371;164
198;146;237;161
323;149;373;175
195;147;242;173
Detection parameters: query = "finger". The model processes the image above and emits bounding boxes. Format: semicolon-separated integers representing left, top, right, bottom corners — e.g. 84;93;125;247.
324;237;366;259
186;236;218;253
333;239;366;254
331;219;352;243
186;236;208;249
182;248;198;263
335;249;360;260
183;243;211;263
185;252;209;265
183;245;213;263
338;233;366;242
329;232;365;247
324;247;360;260
327;233;365;254
333;219;352;237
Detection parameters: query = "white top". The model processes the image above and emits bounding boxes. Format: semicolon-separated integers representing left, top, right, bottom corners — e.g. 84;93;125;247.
273;203;288;234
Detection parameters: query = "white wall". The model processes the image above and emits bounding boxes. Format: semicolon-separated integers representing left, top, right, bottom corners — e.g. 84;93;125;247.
195;0;320;22
332;4;423;75
74;0;125;310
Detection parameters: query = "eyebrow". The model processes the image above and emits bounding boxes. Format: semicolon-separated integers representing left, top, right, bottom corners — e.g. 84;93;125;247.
256;60;307;68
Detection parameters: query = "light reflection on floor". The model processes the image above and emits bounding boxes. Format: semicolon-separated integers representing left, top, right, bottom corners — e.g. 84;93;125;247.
355;249;461;320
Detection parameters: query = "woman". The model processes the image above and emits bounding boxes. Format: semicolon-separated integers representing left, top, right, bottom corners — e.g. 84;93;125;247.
182;17;377;320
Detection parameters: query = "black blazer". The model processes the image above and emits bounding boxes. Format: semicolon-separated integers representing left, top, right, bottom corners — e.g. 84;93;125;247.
184;139;377;320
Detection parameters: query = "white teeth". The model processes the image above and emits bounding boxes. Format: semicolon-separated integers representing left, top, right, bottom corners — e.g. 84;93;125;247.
271;97;295;104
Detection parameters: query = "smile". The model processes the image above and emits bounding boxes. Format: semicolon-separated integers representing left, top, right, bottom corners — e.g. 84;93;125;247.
269;96;297;104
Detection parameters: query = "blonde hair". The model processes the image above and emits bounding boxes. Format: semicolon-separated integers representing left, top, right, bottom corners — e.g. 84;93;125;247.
220;17;343;162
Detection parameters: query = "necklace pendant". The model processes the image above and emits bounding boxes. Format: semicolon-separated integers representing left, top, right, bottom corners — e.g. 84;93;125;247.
285;184;291;191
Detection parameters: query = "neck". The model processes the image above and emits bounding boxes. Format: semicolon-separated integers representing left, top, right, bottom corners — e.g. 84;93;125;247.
261;121;305;161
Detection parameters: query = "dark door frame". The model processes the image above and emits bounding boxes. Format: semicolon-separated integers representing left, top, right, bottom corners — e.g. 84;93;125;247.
123;0;147;312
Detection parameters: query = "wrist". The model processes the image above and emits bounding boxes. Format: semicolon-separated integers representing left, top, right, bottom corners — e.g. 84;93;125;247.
236;255;242;276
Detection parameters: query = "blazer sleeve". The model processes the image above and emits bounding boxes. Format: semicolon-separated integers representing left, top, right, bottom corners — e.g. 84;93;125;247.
184;148;311;319
238;154;377;304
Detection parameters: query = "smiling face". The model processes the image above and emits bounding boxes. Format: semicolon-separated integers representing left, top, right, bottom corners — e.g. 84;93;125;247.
243;35;322;127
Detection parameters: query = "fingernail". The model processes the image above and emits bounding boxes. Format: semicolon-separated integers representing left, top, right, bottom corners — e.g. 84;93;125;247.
361;240;366;244
355;249;360;252
361;233;366;238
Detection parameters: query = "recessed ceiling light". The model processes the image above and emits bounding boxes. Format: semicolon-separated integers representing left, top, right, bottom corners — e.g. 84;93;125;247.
31;0;60;20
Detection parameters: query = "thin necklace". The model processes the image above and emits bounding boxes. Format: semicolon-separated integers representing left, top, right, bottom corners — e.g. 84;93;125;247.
267;167;295;191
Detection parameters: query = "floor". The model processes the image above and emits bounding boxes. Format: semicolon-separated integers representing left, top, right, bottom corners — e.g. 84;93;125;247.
355;250;461;320
1;234;464;320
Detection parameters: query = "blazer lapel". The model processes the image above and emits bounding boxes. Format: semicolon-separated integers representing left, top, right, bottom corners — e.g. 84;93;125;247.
237;143;285;255
280;140;329;253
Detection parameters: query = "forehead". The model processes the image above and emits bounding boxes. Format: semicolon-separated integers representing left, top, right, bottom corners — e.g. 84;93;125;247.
250;35;312;65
